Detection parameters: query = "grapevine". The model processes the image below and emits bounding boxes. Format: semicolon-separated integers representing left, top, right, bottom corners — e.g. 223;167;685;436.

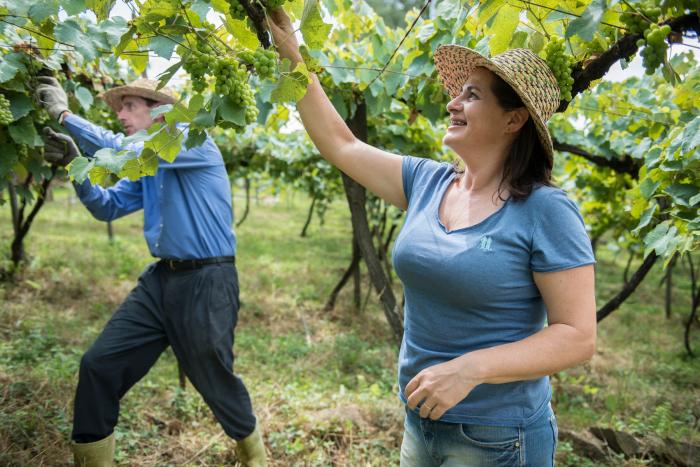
543;38;574;101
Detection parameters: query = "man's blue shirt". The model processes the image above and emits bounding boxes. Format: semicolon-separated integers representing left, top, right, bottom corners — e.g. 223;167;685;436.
64;113;236;260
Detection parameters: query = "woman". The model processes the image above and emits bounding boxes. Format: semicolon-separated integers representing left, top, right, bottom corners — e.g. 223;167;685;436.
269;10;596;466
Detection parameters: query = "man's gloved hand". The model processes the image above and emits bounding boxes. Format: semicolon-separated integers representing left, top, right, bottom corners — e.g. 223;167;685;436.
35;76;69;120
42;127;81;166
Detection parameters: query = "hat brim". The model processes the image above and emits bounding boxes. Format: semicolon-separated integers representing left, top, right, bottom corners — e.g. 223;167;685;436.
433;45;553;160
99;86;176;113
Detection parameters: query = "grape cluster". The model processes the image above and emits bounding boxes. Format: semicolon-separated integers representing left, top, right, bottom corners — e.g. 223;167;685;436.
227;0;247;20
182;42;217;93
638;24;671;74
543;38;574;101
212;57;258;124
238;48;278;79
0;94;12;125
620;3;661;35
618;2;674;74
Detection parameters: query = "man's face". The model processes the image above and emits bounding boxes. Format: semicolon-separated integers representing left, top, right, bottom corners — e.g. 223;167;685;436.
117;96;157;135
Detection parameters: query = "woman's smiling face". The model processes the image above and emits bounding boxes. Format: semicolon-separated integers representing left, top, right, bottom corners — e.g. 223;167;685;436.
442;67;515;158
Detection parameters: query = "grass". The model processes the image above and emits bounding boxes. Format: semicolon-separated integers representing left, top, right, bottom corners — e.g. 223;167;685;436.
0;182;698;466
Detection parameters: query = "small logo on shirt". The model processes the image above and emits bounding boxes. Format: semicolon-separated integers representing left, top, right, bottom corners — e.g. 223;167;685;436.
478;236;493;252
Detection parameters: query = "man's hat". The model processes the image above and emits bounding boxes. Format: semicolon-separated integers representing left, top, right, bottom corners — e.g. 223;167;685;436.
100;78;176;112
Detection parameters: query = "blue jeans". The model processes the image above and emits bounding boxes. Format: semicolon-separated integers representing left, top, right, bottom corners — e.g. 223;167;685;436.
400;405;557;466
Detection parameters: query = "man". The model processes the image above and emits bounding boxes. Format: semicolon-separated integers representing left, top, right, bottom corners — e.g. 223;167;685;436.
36;77;267;467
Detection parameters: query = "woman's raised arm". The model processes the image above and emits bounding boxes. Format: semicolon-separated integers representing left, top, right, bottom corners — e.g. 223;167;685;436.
268;9;407;210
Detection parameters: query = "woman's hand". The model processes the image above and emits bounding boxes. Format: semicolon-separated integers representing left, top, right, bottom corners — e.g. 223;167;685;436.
267;8;303;64
405;355;482;420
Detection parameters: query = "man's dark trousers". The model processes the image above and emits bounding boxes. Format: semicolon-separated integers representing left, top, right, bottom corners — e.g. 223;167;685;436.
71;260;256;443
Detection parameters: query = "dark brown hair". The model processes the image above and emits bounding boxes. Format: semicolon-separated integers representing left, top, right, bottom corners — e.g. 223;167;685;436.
454;72;553;201
491;74;553;200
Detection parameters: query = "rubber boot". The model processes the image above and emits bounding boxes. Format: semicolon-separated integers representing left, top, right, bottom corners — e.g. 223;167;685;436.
72;433;115;467
234;425;267;467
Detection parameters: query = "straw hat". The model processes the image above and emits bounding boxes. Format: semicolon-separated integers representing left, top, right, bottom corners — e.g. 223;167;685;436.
100;78;176;112
433;46;560;159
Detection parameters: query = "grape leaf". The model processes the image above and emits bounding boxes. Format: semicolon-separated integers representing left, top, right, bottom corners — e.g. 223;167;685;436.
301;0;331;49
271;62;310;103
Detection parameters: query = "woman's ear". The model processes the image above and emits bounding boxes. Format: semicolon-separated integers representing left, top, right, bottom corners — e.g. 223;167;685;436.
505;108;529;134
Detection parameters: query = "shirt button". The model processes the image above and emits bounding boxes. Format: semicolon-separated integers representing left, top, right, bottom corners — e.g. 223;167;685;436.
160;184;163;189
155;243;159;248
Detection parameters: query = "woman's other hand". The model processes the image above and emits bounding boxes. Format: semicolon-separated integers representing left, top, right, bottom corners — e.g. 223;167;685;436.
405;356;481;420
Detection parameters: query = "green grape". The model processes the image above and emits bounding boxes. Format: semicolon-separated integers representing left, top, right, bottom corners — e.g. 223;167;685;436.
620;2;661;35
226;0;247;20
0;94;13;125
181;41;220;93
618;1;674;75
543;38;574;101
639;24;671;74
237;48;277;79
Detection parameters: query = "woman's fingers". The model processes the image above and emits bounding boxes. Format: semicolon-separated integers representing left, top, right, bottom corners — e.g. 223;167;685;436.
429;404;447;420
404;375;420;397
266;8;301;62
268;8;292;31
418;398;438;418
405;384;426;410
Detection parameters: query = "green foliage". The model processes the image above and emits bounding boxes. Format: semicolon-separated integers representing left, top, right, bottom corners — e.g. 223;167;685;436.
270;61;310;103
556;441;600;467
550;52;699;262
2;0;695;262
300;0;332;49
0;0;133;214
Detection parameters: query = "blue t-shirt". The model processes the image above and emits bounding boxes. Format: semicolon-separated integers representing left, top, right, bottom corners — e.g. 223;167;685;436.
393;156;595;426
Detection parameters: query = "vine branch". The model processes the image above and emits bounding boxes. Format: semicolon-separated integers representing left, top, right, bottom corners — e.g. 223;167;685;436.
597;252;659;321
552;139;641;178
560;12;700;112
238;0;271;49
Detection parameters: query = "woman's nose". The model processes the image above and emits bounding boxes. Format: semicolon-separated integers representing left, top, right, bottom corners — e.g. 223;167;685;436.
446;97;462;113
